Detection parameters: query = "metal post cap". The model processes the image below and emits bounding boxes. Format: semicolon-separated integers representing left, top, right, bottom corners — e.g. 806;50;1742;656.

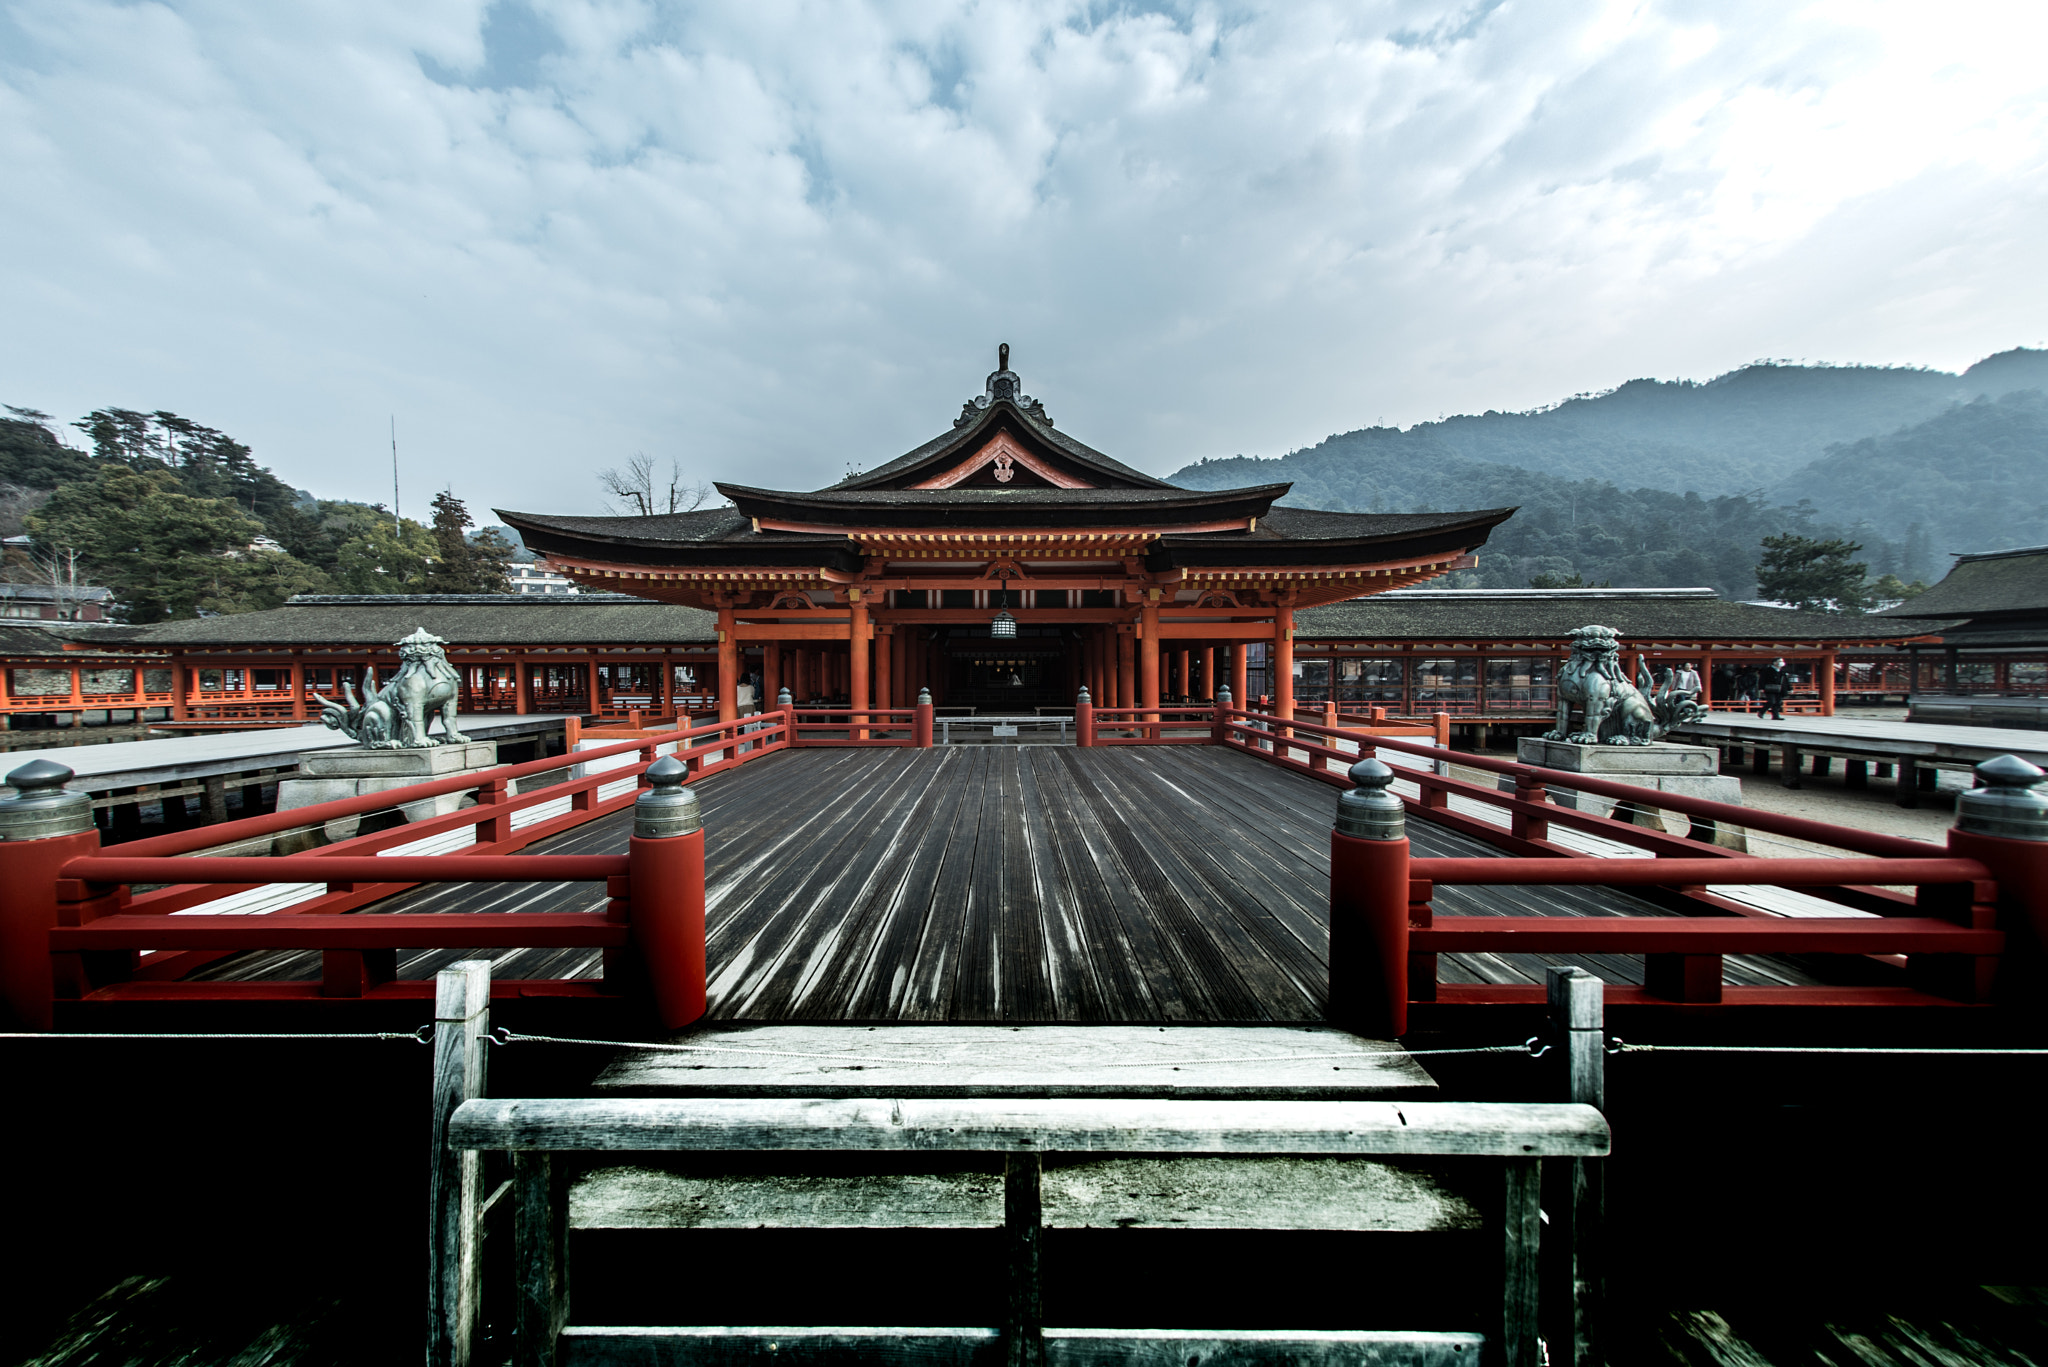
0;759;96;842
1955;754;2048;842
1335;757;1405;841
777;687;793;706
1217;686;1232;705
633;755;701;839
1077;686;1092;706
917;687;933;706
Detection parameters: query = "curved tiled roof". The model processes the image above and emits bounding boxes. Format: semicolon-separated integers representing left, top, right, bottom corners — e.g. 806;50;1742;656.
130;595;720;648
1878;545;2048;620
1297;590;1953;643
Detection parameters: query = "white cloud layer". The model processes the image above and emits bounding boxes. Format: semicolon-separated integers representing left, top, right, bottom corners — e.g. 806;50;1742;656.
4;0;2046;511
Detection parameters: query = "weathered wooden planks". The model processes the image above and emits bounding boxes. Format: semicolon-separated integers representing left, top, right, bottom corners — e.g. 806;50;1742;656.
565;1157;1479;1233
553;1326;1488;1366
589;1024;1437;1098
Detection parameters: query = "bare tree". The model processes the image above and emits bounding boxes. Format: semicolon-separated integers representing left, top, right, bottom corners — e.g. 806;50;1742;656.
0;482;50;540
1;539;98;620
597;454;718;516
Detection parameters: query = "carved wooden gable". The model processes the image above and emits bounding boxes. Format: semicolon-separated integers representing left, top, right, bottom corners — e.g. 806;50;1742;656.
908;431;1093;490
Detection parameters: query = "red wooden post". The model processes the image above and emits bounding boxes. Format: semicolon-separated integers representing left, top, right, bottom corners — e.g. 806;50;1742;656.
1950;756;2048;1006
475;777;513;847
914;687;934;748
0;761;101;1031
1211;685;1231;745
1077;686;1095;748
1329;758;1411;1034
1512;771;1551;843
628;757;706;1029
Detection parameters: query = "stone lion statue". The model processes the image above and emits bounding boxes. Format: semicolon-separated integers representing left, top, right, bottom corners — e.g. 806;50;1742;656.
1543;624;1702;747
320;628;469;749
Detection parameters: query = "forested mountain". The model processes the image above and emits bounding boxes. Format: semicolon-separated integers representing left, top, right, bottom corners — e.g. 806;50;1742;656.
1773;390;2048;562
0;406;511;621
1170;349;2048;599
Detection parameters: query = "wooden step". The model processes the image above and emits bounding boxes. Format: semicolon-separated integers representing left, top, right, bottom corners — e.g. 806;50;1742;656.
591;1025;1438;1099
554;1325;1486;1365
571;1156;1481;1233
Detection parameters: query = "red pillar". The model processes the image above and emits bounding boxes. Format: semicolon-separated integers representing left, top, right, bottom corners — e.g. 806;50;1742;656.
290;655;307;721
1117;627;1135;714
1232;642;1249;711
1274;606;1296;721
716;610;738;724
1175;648;1190;702
850;599;871;738
1202;646;1216;701
1140;601;1161;723
876;625;893;713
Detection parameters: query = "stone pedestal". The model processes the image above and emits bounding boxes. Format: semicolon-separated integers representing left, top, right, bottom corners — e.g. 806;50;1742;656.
1509;737;1746;849
276;741;500;842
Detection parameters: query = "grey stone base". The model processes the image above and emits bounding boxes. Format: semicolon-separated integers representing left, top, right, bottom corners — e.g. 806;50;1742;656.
1504;742;1747;850
276;741;500;842
1517;737;1720;775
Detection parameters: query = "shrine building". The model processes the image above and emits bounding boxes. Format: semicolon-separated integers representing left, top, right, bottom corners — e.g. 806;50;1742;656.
497;350;1516;724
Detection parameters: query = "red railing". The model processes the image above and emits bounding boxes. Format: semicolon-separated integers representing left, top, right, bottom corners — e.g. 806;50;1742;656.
3;713;785;1024
1196;702;2028;1020
788;706;920;747
1085;707;1215;745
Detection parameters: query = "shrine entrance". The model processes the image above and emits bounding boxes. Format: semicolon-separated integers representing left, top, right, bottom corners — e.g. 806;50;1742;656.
943;633;1071;711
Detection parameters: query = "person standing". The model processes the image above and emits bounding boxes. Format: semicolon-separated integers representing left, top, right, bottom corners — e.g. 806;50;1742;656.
1758;657;1789;720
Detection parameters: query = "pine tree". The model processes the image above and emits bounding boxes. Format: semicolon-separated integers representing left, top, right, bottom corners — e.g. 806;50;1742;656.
423;490;514;594
1755;534;1873;613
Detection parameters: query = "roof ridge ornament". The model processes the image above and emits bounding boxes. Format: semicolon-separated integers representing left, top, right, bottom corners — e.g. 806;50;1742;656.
956;342;1053;429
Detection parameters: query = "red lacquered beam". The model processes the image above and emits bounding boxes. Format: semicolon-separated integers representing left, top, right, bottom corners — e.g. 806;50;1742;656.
63;855;628;885
51;912;628;951
1409;857;1985;887
1411;916;2001;954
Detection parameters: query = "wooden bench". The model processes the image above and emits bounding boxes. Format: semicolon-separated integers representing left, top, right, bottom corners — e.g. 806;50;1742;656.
427;968;1610;1367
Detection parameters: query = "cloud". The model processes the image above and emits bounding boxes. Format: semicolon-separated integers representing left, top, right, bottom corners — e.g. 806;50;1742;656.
2;0;2045;511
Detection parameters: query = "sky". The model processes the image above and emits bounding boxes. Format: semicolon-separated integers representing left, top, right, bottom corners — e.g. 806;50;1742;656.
4;0;2047;517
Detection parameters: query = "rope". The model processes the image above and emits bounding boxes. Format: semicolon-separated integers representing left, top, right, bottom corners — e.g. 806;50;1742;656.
488;1029;1550;1068
0;1027;434;1043
1610;1039;2048;1056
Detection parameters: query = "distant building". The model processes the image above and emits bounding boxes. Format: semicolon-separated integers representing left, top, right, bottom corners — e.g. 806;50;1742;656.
1875;544;2048;723
507;562;580;596
0;582;110;621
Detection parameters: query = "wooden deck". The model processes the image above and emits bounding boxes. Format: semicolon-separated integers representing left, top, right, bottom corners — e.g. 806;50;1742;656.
193;746;1828;1019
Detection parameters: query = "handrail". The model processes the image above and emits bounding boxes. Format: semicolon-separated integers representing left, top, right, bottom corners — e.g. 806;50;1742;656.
106;714;777;858
1229;704;1945;860
64;854;629;885
1411;856;1987;887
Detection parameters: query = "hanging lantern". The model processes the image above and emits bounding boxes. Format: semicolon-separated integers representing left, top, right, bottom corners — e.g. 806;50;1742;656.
990;572;1017;638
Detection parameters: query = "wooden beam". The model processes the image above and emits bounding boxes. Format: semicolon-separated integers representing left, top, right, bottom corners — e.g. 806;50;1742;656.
448;1097;1611;1158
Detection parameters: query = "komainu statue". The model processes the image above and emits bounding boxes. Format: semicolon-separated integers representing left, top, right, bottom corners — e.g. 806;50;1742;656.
1543;624;1702;746
320;628;470;749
